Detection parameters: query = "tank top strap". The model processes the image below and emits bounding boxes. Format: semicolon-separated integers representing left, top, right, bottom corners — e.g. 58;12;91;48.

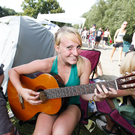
50;56;58;75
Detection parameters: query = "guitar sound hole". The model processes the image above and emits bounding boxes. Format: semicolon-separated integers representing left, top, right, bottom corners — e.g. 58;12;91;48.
37;89;44;92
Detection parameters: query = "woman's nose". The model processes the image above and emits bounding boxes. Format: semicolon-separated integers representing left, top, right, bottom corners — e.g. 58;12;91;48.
72;48;79;56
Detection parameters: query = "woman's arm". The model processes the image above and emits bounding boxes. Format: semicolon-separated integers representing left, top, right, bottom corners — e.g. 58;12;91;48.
114;29;119;44
80;58;117;101
8;58;54;105
97;61;103;76
107;88;135;98
109;32;111;39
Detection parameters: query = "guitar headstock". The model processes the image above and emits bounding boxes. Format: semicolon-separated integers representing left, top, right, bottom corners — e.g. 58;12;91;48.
116;74;135;90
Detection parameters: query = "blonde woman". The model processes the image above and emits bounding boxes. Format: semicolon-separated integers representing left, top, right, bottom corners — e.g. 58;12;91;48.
8;26;116;135
96;51;135;134
110;21;128;66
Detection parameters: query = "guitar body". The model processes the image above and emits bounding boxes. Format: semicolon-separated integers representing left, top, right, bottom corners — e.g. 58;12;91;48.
7;73;62;121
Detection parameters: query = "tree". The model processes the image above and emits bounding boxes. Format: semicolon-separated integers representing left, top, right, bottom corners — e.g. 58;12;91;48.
21;0;65;18
82;0;135;43
0;6;17;17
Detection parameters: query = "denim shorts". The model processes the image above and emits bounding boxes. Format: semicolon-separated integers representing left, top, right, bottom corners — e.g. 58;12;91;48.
0;88;13;134
113;42;123;48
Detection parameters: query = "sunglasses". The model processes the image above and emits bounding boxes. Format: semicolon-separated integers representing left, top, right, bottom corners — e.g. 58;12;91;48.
123;23;128;26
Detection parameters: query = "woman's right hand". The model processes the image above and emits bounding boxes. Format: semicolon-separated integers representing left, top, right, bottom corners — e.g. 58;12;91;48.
20;88;43;105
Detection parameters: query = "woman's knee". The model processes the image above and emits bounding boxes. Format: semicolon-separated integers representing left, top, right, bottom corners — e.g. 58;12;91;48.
52;127;72;135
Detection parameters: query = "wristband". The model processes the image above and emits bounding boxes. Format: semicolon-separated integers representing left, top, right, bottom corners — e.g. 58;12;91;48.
92;94;96;101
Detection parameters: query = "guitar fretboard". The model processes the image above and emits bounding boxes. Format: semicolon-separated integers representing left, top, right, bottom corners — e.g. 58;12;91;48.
41;80;117;99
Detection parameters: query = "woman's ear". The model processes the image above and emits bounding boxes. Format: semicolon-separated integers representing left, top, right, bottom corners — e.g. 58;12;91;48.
55;45;60;53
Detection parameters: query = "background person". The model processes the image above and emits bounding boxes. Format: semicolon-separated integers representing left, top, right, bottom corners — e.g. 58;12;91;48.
0;64;20;135
90;61;104;83
95;27;103;49
88;29;95;49
8;26;116;135
102;27;111;50
110;21;128;66
82;27;87;43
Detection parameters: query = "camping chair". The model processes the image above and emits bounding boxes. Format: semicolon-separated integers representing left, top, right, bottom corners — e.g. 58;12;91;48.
77;49;101;134
96;98;135;135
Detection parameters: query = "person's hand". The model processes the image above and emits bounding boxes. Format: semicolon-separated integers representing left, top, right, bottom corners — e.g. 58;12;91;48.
20;88;42;105
129;89;135;99
94;84;117;102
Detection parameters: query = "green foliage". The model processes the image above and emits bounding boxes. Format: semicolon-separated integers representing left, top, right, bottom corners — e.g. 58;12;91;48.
0;6;17;17
83;0;135;43
21;0;65;18
73;24;79;29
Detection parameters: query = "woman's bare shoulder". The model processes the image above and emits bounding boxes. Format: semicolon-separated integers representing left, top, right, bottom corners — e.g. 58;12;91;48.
81;56;91;69
38;56;57;72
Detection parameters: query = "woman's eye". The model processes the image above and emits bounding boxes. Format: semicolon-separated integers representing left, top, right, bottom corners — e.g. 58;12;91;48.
77;45;81;49
67;46;71;49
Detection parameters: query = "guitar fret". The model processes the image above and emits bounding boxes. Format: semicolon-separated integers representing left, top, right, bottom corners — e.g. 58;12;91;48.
89;83;95;93
68;87;72;97
65;88;68;98
76;86;81;95
60;88;65;98
90;83;96;93
64;88;68;97
49;89;54;99
85;84;90;94
60;88;64;98
72;87;75;96
71;86;77;96
83;85;87;94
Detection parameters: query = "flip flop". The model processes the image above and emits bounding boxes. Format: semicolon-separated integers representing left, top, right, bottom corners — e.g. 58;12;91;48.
85;119;95;133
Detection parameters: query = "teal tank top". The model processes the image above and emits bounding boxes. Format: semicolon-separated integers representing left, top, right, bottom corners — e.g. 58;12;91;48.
50;56;80;105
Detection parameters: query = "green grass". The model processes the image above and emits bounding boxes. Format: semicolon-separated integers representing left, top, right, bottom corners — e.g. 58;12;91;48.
11;115;106;135
9;106;127;135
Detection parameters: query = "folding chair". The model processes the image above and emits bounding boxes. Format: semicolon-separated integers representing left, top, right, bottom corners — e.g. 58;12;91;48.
96;98;135;135
77;49;101;134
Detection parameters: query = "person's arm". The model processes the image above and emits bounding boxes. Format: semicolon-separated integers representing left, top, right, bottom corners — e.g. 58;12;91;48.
97;61;103;76
114;29;119;44
80;58;117;102
107;88;135;99
109;32;111;39
8;57;54;105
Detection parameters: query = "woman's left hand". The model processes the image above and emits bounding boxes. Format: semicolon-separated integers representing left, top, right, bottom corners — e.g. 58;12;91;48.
94;84;117;102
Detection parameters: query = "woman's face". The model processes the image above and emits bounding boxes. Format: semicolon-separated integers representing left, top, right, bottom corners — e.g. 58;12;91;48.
55;34;81;65
122;21;128;29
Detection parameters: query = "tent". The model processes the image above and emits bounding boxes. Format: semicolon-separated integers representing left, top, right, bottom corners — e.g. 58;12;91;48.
37;13;86;27
0;16;55;94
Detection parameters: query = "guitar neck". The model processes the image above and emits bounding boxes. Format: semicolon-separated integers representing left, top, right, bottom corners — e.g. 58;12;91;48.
41;80;117;99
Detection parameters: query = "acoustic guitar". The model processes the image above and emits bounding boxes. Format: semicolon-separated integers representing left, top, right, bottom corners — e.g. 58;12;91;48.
7;73;135;121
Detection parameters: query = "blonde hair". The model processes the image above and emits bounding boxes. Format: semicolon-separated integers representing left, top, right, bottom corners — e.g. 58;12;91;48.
55;26;84;76
120;52;135;75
